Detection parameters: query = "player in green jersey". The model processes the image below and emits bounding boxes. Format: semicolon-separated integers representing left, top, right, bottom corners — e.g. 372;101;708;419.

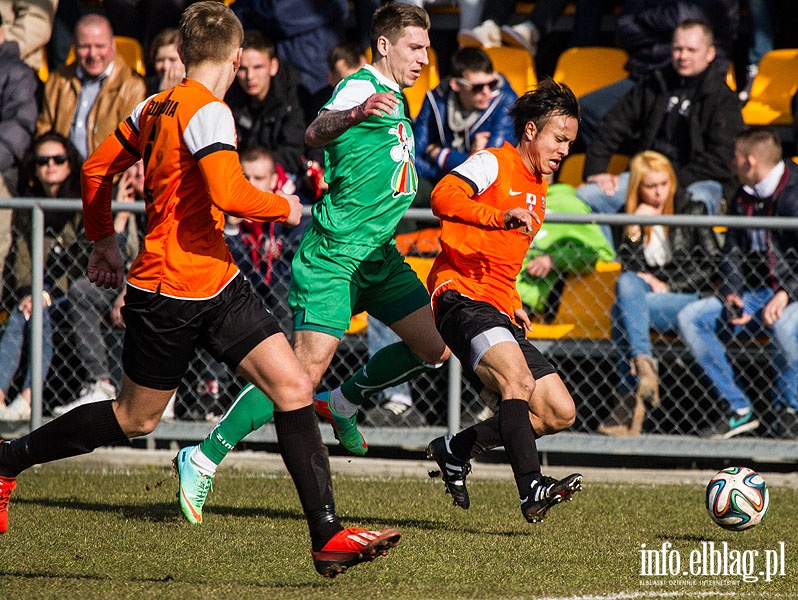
175;1;452;524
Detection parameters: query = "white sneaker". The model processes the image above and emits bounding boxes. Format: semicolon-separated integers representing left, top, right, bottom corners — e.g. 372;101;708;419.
0;396;32;422
458;20;501;48
501;22;540;55
52;380;116;417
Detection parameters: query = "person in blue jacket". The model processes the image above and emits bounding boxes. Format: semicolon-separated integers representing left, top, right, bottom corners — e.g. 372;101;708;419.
414;46;517;188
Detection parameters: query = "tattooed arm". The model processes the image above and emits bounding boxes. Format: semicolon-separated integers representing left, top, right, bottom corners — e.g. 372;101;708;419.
305;92;400;147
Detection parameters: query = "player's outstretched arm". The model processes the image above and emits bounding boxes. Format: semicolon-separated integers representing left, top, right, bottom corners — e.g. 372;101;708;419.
305;92;399;147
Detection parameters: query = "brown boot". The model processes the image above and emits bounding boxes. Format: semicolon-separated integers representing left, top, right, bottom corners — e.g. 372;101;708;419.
597;393;636;436
632;355;660;407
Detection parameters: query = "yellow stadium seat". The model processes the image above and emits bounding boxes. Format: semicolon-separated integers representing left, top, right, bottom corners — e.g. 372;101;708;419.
527;261;621;340
556;153;629;187
725;63;736;92
66;35;146;77
552;46;628;98
38;47;49;82
741;48;798;126
482;46;537;96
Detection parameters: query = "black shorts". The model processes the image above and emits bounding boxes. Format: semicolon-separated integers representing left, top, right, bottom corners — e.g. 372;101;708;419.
434;290;556;390
121;275;282;390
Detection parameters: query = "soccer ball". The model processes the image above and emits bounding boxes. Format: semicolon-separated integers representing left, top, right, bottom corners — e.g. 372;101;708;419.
706;466;769;531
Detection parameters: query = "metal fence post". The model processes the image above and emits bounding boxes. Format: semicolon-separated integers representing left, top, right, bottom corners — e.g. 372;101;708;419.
29;203;44;429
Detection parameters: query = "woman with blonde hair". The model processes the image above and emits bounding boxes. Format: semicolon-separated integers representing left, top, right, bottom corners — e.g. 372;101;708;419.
599;150;721;436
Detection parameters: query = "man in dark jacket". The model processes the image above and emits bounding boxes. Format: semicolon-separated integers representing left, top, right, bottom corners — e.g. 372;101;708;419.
0;17;40;297
678;128;798;440
414;46;517;185
576;18;743;231
224;29;306;178
578;0;738;146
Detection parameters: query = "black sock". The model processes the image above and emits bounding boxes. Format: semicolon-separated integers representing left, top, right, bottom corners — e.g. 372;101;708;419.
274;405;342;551
450;414;503;460
0;400;128;478
498;399;541;497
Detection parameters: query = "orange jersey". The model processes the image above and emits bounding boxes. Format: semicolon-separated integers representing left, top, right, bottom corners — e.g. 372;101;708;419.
427;142;547;318
81;78;290;299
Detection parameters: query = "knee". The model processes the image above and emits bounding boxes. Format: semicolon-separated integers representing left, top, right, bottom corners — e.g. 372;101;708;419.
502;373;536;402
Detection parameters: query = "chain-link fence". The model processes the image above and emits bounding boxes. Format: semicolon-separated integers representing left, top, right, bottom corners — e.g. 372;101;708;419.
1;200;796;457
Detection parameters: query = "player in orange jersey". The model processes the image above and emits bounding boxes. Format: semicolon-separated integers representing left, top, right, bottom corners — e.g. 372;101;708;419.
425;78;584;523
0;1;400;578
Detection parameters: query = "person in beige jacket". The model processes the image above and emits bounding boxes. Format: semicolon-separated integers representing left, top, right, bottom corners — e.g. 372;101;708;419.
36;13;145;159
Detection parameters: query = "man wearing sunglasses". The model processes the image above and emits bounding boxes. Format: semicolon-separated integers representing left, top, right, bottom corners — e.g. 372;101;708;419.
414;46;517;192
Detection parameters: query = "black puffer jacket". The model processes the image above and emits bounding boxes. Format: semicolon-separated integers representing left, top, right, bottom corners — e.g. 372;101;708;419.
584;64;743;198
618;196;721;294
0;42;39;172
224;60;306;176
617;0;738;78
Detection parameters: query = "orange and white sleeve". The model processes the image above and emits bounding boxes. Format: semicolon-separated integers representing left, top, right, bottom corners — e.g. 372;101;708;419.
186;101;290;223
431;150;505;229
82;112;143;241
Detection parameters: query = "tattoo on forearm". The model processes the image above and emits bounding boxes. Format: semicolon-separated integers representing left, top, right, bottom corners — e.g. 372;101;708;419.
307;110;354;146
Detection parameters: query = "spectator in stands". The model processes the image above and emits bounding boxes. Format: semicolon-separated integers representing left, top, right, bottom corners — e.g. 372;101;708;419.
55;160;144;417
0;0;57;71
224;30;306;181
103;0;186;58
738;0;773;103
677;128;798;440
576;19;743;246
303;41;367;120
226;146;295;330
36;13;147;159
597;150;721;436
0;17;39;300
0;132;83;421
578;0;739;147
517;174;615;321
144;27;184;96
415;46;517;188
230;0;348;122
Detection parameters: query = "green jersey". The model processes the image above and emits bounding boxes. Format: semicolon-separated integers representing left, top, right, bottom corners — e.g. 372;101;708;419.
314;64;418;249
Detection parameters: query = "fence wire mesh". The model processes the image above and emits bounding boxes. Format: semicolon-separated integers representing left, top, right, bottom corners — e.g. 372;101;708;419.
0;203;795;444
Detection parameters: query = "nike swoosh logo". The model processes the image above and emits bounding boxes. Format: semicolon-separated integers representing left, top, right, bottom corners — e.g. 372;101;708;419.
509;189;523;196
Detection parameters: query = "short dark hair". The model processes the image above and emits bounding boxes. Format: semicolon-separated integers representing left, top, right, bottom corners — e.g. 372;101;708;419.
328;42;365;73
508;77;580;142
735;127;783;165
370;2;430;57
242;29;275;58
449;47;493;78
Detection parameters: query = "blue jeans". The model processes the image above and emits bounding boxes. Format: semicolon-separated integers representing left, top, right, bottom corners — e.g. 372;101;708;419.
577;175;724;246
611;271;699;393
677;290;798;413
0;304;54;394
